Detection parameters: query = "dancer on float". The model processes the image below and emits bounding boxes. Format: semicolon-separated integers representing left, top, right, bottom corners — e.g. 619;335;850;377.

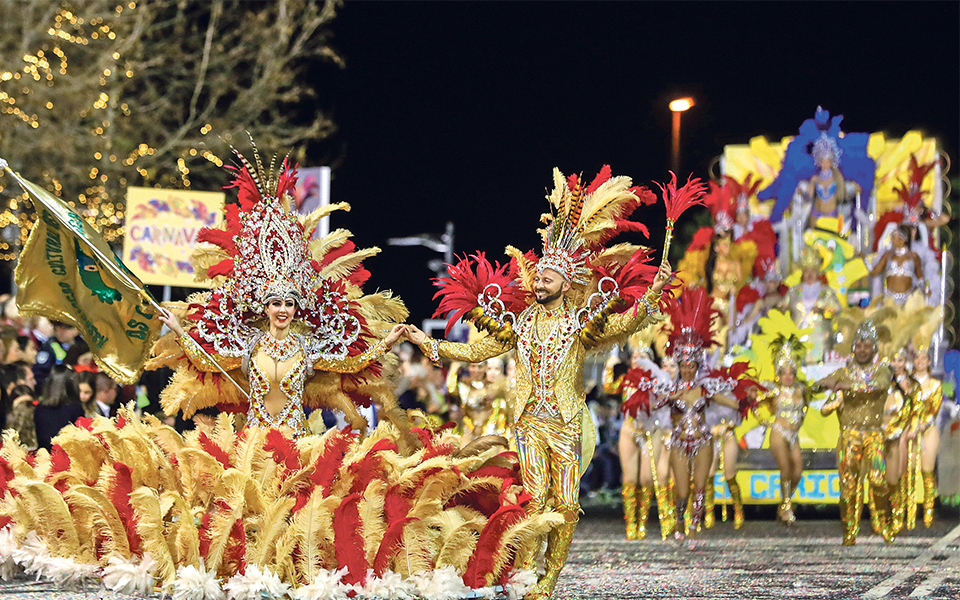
874;155;947;307
806;133;847;226
406;166;682;598
817;319;905;545
620;288;752;541
784;246;841;364
869;224;925;307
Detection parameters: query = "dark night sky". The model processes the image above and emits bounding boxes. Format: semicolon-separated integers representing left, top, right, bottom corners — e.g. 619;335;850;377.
305;2;960;323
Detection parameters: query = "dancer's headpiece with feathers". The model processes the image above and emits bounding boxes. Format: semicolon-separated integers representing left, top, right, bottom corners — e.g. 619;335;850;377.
538;165;655;285
664;287;719;365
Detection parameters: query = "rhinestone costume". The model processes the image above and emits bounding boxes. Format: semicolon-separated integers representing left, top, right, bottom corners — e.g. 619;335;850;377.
179;331;388;437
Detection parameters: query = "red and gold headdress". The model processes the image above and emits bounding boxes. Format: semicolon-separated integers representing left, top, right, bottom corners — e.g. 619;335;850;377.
701;175;761;234
894;155;936;227
537;166;655;285
874;155;937;247
664;287;720;364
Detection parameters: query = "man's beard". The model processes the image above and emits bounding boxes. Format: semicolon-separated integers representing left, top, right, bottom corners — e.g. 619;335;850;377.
535;289;563;306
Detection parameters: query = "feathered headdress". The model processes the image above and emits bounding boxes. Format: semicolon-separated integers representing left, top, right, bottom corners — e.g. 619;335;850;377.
811;132;842;166
538;165;655;285
148;143;406;424
895;155;936;227
745;310;812;382
664;288;719;364
702;175;762;233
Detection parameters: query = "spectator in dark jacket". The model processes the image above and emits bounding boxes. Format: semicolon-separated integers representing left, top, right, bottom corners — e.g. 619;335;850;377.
34;364;84;451
33;322;79;391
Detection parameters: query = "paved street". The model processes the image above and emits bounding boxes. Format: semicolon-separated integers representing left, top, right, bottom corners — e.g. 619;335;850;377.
0;507;955;599
554;507;960;600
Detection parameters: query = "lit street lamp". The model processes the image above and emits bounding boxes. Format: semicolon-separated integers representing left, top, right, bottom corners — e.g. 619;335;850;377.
669;97;695;174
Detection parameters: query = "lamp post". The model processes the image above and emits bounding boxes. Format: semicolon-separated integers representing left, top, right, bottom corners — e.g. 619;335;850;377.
669;97;694;174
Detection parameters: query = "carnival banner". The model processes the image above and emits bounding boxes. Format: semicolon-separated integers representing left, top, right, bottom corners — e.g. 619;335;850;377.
5;163;162;383
123;187;224;287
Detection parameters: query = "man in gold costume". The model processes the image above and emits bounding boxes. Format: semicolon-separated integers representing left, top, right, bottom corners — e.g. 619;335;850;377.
818;320;906;545
408;166;679;599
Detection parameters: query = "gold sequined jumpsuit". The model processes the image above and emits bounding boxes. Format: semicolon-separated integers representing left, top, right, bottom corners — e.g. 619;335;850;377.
420;297;657;597
820;363;906;545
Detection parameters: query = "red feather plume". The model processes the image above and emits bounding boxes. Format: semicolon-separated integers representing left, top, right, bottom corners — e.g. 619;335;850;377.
462;504;526;588
199;432;231;470
372;516;418;576
333;493;369;586
664;287;721;351
591;247;662;310
308;427;357;497
264;429;301;475
735;286;761;314
108;462;143;555
656;171;708;224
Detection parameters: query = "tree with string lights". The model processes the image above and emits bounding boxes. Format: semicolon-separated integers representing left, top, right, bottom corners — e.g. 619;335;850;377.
0;0;343;263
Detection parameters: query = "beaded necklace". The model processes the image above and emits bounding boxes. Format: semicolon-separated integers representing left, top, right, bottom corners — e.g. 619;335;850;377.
260;332;301;362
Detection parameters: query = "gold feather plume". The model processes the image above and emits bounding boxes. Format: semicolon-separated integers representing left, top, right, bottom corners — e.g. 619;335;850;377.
129;487;177;584
300;202;351;238
320;247;381;282
433;511;483;572
63;486;131;559
244;496;294;568
284;491;340;580
15;480;81;558
912;304;944;353
307;227;352;260
359;479;387;567
162;490;201;568
495;511;565;583
202;469;247;575
504;245;537;293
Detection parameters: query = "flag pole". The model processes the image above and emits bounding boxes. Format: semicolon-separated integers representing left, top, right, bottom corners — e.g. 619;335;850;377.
2;161;250;401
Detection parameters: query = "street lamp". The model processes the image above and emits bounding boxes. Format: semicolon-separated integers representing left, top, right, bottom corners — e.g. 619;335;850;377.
669;97;695;174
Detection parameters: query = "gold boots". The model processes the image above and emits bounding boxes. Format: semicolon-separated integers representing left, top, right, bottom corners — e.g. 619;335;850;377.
778;480;795;525
637;485;652;540
922;471;936;527
656;481;675;541
890;482;904;534
622;483;638;540
868;488;881;535
528;520;578;599
704;481;715;529
727;478;744;529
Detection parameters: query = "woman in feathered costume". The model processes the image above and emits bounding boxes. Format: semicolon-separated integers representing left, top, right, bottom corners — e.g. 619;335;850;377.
609;328;673;540
872;155;945;307
748;310;813;525
153;148;407;437
905;307;945;528
621;288;750;540
675;176;766;349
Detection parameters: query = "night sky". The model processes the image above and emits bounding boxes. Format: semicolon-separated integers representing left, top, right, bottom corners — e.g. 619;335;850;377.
305;2;959;323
